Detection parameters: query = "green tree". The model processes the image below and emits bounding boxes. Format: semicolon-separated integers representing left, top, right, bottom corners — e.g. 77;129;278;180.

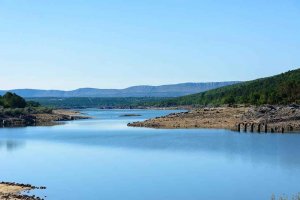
223;95;235;104
26;101;41;107
2;92;27;108
153;68;300;106
0;95;3;107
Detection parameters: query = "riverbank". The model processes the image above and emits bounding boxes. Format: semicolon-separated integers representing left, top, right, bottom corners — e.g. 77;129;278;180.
0;109;90;128
0;182;46;200
128;105;300;133
34;109;90;123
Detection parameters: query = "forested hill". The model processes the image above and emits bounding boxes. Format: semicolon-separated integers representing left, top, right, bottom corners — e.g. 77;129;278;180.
153;68;300;106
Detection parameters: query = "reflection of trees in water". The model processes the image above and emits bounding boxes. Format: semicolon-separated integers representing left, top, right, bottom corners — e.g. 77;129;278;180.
61;131;300;169
0;140;25;152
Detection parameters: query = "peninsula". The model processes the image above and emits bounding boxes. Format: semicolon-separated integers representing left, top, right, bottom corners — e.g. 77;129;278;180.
0;92;89;128
128;69;300;133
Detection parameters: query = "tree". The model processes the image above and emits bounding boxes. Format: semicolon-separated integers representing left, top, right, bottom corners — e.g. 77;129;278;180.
0;95;3;107
26;101;41;107
2;92;27;108
223;95;235;105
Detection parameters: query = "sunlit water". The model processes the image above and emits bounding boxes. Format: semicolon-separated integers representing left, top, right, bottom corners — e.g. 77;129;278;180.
0;109;300;200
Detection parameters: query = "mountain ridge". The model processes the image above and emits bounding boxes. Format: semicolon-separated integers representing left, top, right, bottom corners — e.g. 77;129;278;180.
0;82;240;98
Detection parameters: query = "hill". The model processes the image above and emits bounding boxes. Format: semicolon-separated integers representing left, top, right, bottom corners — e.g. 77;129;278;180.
153;69;300;106
0;82;239;98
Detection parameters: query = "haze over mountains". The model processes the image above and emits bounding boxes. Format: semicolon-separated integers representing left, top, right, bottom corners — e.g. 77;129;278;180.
0;82;240;98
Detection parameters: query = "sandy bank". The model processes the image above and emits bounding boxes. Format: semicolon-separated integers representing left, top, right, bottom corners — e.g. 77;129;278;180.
33;109;90;124
0;182;46;200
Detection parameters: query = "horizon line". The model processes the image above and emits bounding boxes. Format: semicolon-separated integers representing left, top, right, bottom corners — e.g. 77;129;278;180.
0;80;242;91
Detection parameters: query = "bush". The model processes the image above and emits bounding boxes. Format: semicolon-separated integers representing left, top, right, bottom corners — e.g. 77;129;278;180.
26;101;41;107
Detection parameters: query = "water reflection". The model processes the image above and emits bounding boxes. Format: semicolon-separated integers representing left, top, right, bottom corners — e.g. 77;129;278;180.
1;109;300;169
0;140;26;152
0;109;300;200
42;129;300;169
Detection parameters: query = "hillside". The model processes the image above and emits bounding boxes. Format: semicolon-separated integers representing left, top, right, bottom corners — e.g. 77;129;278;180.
154;69;300;106
0;82;239;98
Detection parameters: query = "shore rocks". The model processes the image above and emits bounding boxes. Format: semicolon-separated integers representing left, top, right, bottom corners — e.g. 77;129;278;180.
0;109;89;128
128;105;300;133
0;115;36;127
0;182;46;200
239;105;300;133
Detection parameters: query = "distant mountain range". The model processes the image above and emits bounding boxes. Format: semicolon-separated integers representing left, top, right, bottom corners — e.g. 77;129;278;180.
0;82;240;98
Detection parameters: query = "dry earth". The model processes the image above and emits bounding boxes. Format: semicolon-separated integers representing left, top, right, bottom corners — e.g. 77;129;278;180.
128;105;300;133
0;109;90;127
34;109;90;124
129;106;247;130
0;182;45;200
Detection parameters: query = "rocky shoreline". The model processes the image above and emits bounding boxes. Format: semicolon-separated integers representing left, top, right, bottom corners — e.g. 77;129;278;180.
0;182;46;200
128;105;300;133
0;109;90;128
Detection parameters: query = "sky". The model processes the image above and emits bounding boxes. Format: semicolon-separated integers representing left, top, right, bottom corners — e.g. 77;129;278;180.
0;0;299;90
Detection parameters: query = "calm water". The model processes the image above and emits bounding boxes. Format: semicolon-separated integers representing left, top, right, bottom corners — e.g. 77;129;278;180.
0;109;300;200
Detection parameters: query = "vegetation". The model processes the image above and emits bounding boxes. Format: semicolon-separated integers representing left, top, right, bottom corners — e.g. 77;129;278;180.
26;97;168;108
0;107;52;117
4;69;299;109
25;69;300;108
0;92;27;108
0;92;51;117
151;68;300;106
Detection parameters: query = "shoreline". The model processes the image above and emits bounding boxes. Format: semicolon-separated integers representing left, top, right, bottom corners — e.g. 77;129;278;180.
0;182;46;200
51;106;191;110
128;105;300;133
0;109;90;128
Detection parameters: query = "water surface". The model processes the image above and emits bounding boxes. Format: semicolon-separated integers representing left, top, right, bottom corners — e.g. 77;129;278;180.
0;109;300;200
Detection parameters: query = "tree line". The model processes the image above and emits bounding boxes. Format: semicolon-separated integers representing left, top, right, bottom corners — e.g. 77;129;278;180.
0;92;40;108
151;68;300;106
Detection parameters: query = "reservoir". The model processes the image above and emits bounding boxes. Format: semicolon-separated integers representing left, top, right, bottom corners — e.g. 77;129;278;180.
0;109;300;200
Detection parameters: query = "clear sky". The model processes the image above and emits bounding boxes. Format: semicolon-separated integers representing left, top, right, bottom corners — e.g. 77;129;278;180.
0;0;299;90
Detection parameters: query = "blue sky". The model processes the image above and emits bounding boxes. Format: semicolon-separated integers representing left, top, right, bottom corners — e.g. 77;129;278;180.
0;0;299;90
